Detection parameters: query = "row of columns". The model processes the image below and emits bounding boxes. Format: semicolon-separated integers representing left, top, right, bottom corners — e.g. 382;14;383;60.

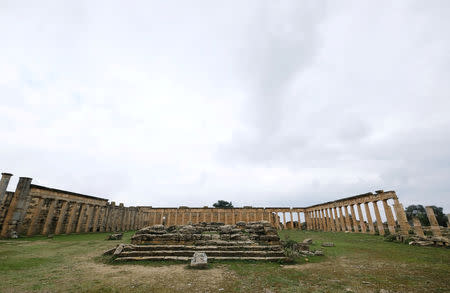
273;210;303;230
139;208;278;227
0;173;446;238
305;199;408;235
0;174;151;237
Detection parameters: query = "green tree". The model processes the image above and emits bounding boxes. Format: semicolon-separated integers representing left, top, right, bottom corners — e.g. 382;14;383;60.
213;200;233;208
405;205;448;227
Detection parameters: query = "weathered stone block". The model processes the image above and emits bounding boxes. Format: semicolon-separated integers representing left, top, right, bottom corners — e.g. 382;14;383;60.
190;252;208;268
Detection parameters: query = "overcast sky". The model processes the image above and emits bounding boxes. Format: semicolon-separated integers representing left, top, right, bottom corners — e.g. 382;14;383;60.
1;1;449;212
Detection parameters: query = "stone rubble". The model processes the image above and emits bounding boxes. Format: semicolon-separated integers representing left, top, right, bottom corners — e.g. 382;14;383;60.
108;233;123;240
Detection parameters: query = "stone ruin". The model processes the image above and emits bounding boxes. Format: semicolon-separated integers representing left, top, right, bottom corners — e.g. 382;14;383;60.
107;221;287;262
1;172;447;248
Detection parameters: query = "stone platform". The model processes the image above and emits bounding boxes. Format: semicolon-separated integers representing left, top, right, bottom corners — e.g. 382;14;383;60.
110;221;287;262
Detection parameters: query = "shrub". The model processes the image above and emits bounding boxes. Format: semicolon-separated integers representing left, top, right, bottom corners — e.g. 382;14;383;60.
384;234;396;242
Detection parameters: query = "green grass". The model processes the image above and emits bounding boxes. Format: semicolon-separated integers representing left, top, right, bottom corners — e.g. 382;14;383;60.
0;230;449;292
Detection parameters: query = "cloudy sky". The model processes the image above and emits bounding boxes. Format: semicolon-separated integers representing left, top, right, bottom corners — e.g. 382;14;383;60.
1;1;449;212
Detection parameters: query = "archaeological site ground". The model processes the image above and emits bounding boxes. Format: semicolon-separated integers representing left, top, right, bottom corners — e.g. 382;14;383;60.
0;172;449;292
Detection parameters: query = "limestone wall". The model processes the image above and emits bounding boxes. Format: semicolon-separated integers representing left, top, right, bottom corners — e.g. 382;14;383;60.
0;172;444;238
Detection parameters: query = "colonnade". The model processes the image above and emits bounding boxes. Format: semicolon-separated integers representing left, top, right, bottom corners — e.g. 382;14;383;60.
138;207;279;227
0;174;151;237
0;173;446;238
304;191;410;235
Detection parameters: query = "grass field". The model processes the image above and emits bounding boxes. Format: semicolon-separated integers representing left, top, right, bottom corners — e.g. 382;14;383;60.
0;230;449;292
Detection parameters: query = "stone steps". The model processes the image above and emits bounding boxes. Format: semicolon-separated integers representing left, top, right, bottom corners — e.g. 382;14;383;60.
114;256;286;262
124;245;282;252
119;250;286;257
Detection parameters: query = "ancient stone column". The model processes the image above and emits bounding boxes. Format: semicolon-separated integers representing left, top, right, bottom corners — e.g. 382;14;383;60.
382;200;396;234
350;204;359;232
327;208;336;231
318;209;324;231
174;210;179;225
102;205;110;231
55;201;70;235
332;207;341;231
84;205;94;233
304;211;309;230
393;199;410;235
123;208;129;229
282;212;286;229
166;211;172;226
121;207;127;230
65;203;79;234
27;198;44;236
91;205;101;232
425;206;442;237
315;210;321;230
216;210;221;223
317;210;322;230
130;209;135;229
0;173;12;205
75;204;88;233
125;209;131;230
356;203;367;233
412;216;425;237
289;210;294;229
343;206;352;232
1;177;33;237
42;200;58;235
322;209;328;231
297;212;301;230
323;208;329;231
117;203;125;230
152;211;157;226
125;208;131;230
372;201;385;235
364;202;375;234
338;206;346;231
107;202;116;231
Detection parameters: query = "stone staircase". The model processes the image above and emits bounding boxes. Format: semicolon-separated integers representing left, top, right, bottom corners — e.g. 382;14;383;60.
113;243;285;261
108;221;287;262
